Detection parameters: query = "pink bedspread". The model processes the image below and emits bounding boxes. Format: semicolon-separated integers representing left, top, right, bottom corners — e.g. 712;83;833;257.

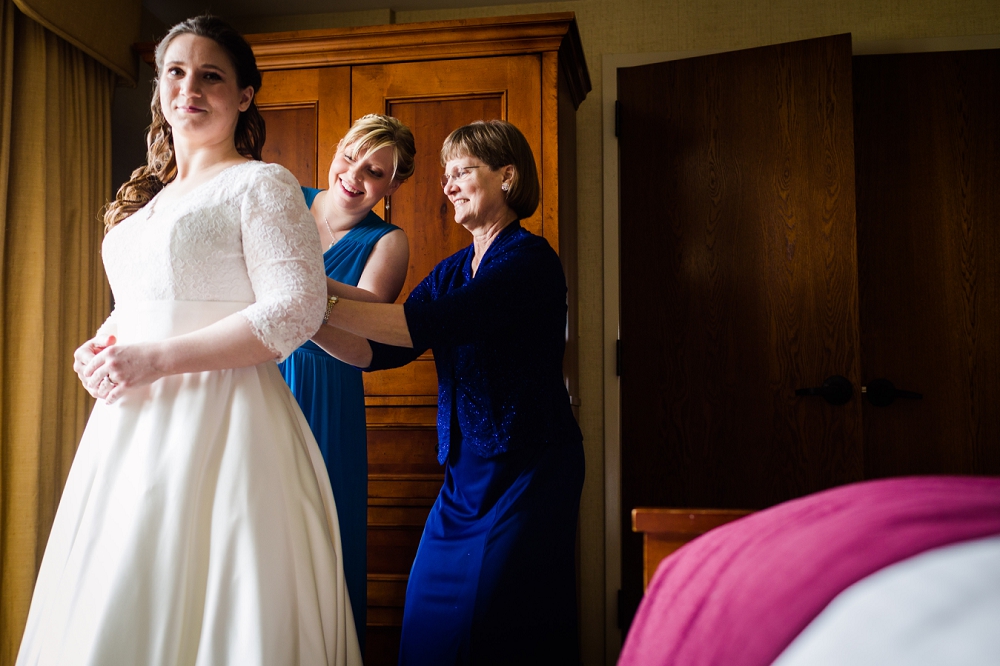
618;476;1000;666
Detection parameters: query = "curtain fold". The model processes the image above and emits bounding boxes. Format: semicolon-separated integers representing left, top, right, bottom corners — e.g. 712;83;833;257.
0;1;114;661
12;0;139;84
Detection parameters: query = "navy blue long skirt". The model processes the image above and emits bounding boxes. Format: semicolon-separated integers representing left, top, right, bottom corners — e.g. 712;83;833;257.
398;435;585;665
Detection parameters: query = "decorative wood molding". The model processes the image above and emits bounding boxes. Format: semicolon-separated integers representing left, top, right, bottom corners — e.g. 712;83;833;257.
135;13;592;108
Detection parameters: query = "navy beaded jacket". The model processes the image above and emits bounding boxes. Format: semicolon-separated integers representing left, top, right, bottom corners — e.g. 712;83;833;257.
365;221;582;463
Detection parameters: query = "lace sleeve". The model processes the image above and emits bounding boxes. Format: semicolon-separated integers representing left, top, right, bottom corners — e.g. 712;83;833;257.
238;164;326;361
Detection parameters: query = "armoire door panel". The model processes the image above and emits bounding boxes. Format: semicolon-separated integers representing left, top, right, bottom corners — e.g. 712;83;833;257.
352;56;544;255
385;94;505;303
367;427;442;475
256;67;351;189
367;575;408;611
258;104;317;188
367;604;404;626
367;572;407;666
369;477;443;500
368;504;437;528
364;406;437;428
618;33;863;628
854;49;1000;477
368;528;425;575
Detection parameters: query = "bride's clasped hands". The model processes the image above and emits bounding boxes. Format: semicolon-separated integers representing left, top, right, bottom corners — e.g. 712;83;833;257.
74;336;161;403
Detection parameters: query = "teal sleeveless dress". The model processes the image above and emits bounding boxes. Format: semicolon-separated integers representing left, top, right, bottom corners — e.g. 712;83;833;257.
278;186;400;651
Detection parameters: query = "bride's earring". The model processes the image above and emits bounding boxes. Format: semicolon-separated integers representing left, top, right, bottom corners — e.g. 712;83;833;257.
501;182;509;192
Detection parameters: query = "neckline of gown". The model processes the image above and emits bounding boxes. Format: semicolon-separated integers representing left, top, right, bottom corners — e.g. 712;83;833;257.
146;160;266;219
464;219;522;279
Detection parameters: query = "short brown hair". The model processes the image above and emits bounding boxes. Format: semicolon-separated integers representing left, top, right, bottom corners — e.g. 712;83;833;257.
440;120;539;219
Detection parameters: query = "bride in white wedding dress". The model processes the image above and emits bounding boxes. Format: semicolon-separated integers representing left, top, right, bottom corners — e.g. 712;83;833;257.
16;16;361;666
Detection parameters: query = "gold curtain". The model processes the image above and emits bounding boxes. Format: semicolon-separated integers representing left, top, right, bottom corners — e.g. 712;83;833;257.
12;0;140;84
0;0;113;661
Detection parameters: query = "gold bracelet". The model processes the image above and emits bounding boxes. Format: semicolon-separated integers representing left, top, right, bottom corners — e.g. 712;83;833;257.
323;295;339;323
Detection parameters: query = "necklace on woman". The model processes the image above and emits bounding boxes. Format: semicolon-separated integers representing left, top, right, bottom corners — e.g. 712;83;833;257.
322;217;341;250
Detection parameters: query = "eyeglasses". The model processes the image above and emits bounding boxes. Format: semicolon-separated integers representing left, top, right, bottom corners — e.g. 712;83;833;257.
440;165;482;189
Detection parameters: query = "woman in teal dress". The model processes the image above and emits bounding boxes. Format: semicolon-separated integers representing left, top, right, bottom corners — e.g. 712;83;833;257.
279;115;416;650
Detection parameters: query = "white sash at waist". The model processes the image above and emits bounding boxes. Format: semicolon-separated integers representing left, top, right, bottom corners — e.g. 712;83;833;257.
114;300;251;344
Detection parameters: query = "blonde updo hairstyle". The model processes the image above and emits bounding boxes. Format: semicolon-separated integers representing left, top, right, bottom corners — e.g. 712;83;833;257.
103;15;265;232
339;114;416;183
440;119;539;220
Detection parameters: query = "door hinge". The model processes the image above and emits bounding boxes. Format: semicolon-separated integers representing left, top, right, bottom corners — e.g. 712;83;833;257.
616;339;622;376
615;100;621;138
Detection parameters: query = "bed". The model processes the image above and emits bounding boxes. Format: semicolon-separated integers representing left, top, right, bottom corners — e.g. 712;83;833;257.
618;476;1000;665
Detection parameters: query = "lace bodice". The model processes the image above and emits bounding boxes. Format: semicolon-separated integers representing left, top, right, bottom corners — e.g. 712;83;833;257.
100;161;326;361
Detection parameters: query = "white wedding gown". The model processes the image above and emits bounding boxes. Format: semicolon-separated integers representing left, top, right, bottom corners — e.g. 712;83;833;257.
16;161;362;665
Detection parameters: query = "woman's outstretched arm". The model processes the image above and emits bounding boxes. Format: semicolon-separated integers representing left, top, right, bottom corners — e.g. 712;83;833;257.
311;323;374;367
326;300;413;348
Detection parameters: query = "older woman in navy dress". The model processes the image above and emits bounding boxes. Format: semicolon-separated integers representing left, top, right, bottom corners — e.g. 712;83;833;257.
316;120;584;665
280;114;415;651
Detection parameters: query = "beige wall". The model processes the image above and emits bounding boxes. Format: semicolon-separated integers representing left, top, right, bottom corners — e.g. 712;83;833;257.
121;2;1000;663
233;9;395;33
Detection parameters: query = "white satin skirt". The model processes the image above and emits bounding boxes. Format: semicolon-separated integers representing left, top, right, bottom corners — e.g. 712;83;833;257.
17;301;361;666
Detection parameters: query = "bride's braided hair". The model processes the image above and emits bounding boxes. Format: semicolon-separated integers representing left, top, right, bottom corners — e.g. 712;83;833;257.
103;15;265;232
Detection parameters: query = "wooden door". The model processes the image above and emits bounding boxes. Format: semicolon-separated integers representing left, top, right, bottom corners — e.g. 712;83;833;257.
255;67;351;188
617;34;864;628
351;55;544;664
854;49;1000;476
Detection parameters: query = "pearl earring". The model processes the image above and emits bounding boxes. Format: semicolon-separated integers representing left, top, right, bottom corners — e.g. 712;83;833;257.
501;183;509;192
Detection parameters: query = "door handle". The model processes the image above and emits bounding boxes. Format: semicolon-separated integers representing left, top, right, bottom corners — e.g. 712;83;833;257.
795;375;854;406
862;378;923;407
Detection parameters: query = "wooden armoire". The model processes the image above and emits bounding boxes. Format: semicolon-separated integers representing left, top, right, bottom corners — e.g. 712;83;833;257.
245;14;588;664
